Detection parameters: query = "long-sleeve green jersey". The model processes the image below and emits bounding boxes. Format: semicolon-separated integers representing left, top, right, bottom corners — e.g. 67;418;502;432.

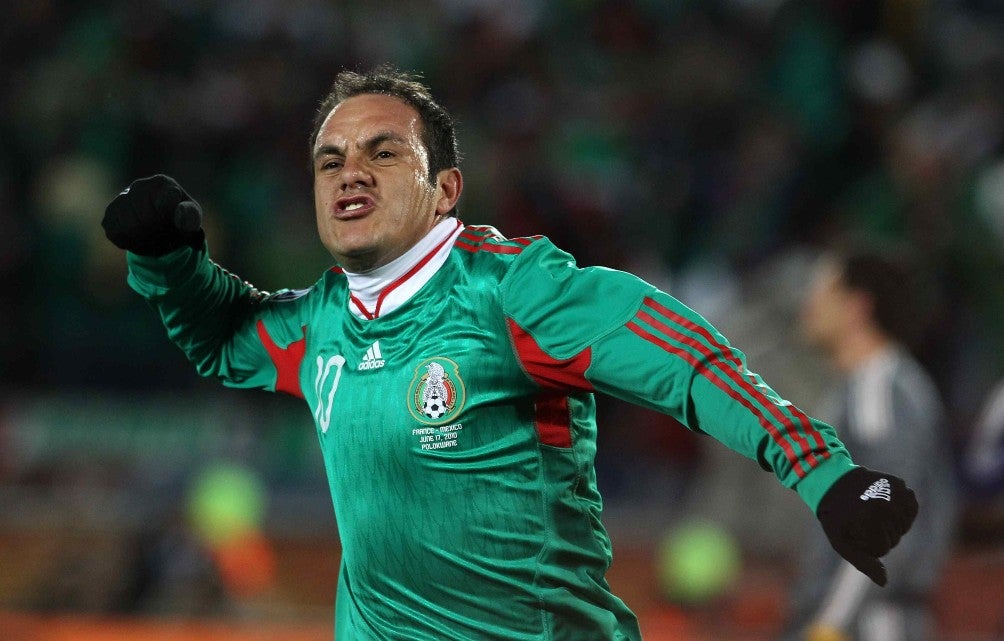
126;220;855;641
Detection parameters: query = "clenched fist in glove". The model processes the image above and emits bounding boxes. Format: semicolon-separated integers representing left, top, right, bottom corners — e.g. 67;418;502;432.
102;174;204;257
817;466;918;586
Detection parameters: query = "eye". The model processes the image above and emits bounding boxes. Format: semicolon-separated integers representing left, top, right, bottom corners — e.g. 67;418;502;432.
375;150;395;160
321;159;342;171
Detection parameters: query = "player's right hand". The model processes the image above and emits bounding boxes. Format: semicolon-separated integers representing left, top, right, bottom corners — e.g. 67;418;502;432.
102;174;204;257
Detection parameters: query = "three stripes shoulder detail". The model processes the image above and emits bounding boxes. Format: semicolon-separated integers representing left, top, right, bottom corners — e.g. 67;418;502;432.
455;225;543;254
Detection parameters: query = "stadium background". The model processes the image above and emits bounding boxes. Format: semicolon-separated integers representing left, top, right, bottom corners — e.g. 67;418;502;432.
1;0;1002;639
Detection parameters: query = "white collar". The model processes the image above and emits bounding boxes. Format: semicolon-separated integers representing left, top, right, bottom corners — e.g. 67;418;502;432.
341;218;463;319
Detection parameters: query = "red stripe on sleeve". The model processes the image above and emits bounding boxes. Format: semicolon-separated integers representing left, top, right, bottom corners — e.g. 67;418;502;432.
455;228;491;251
534;393;573;448
636;308;820;470
454;227;540;254
458;230;488;244
642;298;827;465
481;243;524;254
507;318;593;392
256;320;307;399
626;319;811;478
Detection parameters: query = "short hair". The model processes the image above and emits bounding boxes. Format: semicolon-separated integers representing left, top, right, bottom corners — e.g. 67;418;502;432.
834;241;934;348
309;66;460;185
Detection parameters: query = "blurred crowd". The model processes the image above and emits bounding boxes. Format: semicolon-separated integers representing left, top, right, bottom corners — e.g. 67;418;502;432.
1;0;1003;626
2;0;1003;398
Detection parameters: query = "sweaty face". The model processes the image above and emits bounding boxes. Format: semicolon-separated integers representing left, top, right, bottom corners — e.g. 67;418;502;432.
313;94;445;272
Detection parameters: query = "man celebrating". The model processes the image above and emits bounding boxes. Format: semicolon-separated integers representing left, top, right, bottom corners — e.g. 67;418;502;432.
103;67;917;640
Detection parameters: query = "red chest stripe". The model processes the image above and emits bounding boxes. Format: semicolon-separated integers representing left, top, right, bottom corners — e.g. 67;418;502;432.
533;393;573;448
256;321;307;399
507;318;592;449
506;318;593;392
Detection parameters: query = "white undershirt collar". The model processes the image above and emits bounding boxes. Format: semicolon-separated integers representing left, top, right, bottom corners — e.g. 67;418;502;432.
341;218;463;319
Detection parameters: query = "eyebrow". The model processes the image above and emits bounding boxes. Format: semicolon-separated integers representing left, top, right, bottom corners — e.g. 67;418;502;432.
314;131;410;160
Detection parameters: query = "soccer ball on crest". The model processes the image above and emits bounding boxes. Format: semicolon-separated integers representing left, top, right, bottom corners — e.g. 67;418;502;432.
422;394;447;419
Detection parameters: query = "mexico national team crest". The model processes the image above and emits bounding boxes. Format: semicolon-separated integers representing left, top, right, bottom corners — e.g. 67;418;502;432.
408;357;466;425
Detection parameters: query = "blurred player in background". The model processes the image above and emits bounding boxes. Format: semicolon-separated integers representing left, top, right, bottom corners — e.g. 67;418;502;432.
781;244;957;641
102;66;918;641
963;378;1004;496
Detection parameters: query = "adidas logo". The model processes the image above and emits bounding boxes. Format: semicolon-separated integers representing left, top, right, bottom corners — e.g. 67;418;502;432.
358;341;386;371
860;478;892;502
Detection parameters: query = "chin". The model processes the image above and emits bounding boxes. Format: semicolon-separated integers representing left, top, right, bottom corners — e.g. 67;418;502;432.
326;233;375;256
332;244;381;269
335;242;368;255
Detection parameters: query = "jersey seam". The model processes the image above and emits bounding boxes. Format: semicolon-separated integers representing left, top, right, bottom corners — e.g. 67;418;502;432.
504;314;542;389
498;241;650;362
495;248;553;640
532;440;554;641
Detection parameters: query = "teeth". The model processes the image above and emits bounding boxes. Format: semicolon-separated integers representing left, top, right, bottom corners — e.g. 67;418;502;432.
344;202;365;211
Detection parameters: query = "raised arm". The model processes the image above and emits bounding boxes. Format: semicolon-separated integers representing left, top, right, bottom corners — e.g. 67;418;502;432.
103;174;312;397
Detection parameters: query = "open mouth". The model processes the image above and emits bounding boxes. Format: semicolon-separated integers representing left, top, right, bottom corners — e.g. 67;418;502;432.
335;195;375;217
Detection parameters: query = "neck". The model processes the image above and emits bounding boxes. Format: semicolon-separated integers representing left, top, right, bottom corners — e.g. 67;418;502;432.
341;214;448;273
831;327;893;372
341;218;463;320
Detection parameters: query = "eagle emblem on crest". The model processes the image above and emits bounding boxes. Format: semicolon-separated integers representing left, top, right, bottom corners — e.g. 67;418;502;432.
408;358;465;425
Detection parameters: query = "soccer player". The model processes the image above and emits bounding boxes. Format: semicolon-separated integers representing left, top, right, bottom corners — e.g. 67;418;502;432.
103;67;918;641
781;246;957;641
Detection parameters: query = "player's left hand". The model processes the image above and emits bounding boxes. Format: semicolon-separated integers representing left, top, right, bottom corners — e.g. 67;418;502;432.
816;466;918;586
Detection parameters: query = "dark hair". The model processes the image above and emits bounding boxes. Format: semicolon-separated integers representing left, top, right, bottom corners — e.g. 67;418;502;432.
309;66;460;185
835;241;934;349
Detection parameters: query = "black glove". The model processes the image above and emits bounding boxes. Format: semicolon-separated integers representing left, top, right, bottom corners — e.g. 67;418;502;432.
817;466;918;586
102;174;204;257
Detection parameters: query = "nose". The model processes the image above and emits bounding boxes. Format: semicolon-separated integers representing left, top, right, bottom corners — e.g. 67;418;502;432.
340;153;373;190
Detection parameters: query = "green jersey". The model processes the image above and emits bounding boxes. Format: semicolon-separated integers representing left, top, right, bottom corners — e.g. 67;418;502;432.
126;220;854;640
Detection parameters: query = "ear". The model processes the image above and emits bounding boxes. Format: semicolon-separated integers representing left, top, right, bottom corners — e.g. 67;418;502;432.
435;168;463;215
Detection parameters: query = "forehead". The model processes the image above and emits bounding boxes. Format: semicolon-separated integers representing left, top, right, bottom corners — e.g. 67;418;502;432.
315;94;423;148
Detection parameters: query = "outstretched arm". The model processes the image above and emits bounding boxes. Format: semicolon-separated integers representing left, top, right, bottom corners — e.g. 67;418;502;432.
500;237;917;585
